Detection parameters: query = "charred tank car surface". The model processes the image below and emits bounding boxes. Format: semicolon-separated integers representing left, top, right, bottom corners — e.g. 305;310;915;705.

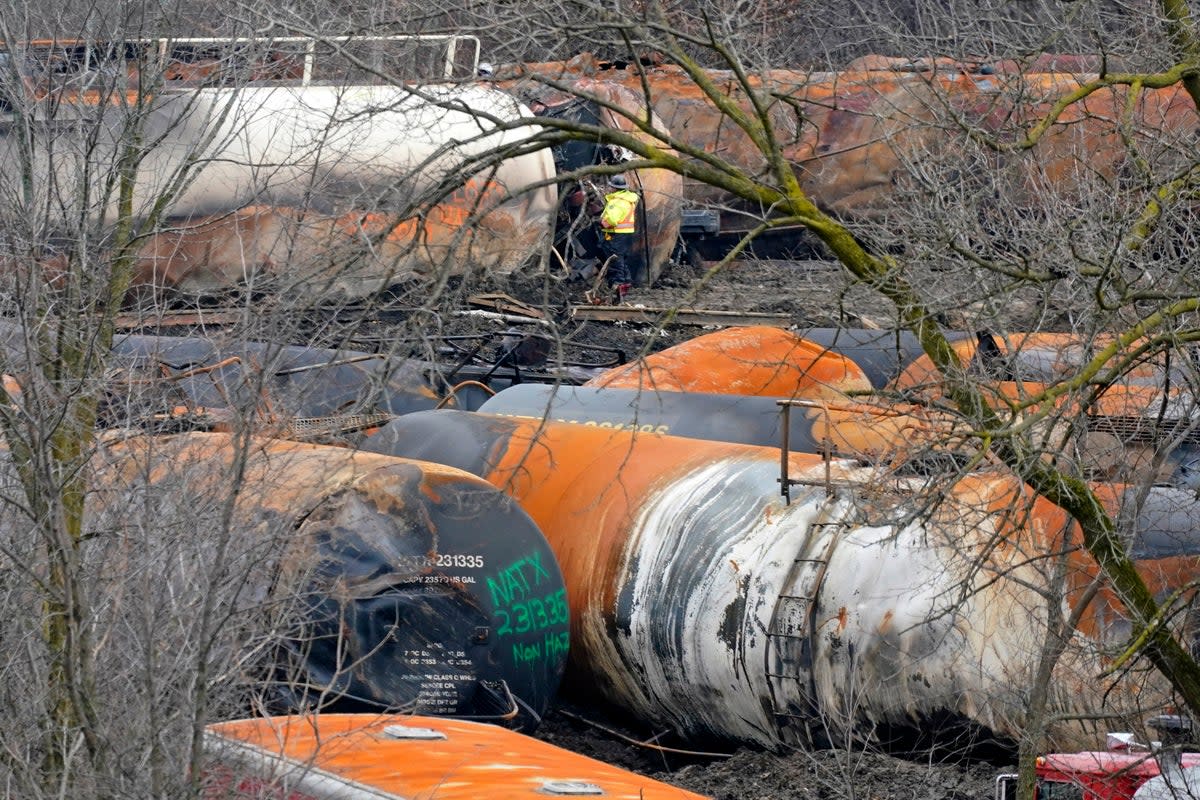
362;409;1172;751
502;75;682;286
90;432;568;726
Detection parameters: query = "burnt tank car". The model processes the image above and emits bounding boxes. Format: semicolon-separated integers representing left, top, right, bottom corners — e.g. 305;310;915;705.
362;409;1174;750
89;432;569;724
494;53;1200;248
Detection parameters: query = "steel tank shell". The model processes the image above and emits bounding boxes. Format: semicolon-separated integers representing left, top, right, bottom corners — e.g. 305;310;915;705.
204;714;711;800
10;84;557;295
798;327;969;389
500;56;1199;227
586;326;872;398
478;384;1200;649
477;382;948;459
361;410;1149;749
94;432;568;724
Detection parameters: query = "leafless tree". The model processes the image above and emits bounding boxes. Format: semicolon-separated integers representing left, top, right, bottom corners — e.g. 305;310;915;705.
0;1;560;794
367;0;1200;783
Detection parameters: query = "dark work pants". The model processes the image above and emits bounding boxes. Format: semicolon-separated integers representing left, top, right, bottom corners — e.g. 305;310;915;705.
601;234;634;285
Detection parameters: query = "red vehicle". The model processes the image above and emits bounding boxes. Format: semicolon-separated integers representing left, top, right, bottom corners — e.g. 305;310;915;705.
996;719;1200;800
996;750;1200;800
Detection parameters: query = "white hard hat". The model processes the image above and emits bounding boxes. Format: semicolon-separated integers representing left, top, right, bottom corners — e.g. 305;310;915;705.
609;173;628;188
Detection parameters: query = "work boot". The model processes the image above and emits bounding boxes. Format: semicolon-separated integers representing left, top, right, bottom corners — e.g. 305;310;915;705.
614;282;632;302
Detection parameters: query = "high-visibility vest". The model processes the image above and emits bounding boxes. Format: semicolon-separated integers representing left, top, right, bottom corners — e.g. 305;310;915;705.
601;189;639;234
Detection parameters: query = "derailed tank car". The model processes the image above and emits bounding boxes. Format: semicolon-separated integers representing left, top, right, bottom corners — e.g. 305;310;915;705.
204;714;711;800
363;410;1171;750
0;38;558;298
90;432;568;725
494;54;1200;250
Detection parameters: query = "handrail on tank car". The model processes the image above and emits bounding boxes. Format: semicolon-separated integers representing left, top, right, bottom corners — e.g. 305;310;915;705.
777;398;836;504
0;34;483;88
147;34;482;84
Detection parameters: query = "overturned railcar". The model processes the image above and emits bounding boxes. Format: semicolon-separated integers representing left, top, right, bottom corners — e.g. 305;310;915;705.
587;325;871;397
204;714;710;800
362;409;1170;750
91;432;568;725
100;329;626;435
600;325;1200;488
478;382;1200;662
479;382;956;461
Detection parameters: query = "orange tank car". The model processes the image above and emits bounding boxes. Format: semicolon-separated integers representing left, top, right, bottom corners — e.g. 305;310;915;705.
497;53;1198;234
362;409;1174;751
204;713;709;799
586;326;872;398
590;326;1200;488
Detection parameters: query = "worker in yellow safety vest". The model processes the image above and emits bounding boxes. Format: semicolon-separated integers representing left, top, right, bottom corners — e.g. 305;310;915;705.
599;174;639;300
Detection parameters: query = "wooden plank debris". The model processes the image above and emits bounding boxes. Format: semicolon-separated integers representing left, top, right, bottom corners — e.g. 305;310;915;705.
468;293;547;320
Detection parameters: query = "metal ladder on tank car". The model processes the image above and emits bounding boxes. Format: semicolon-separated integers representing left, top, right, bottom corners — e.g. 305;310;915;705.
765;398;851;745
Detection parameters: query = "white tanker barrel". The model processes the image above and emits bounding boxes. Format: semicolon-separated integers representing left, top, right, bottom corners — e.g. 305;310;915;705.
362;410;1130;750
5;83;558;295
141;85;555;218
477;382;961;465
94;433;569;726
478;383;825;448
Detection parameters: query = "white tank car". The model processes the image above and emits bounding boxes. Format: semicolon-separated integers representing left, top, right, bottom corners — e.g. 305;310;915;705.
13;82;557;297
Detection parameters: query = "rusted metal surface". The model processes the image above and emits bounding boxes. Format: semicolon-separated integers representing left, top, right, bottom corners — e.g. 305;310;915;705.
362;409;1171;749
468;293;547;319
497;54;1199;229
93;432;567;723
204;714;711;800
586;325;872;398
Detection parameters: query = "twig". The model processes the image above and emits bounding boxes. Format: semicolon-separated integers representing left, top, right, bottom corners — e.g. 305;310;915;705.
554;709;733;759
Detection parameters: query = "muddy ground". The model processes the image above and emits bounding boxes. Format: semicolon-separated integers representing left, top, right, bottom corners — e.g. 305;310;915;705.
423;256;1015;799
406;249;1052;375
532;693;1003;800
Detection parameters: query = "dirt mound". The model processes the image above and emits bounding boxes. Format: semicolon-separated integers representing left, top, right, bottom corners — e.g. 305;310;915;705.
533;700;1004;800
